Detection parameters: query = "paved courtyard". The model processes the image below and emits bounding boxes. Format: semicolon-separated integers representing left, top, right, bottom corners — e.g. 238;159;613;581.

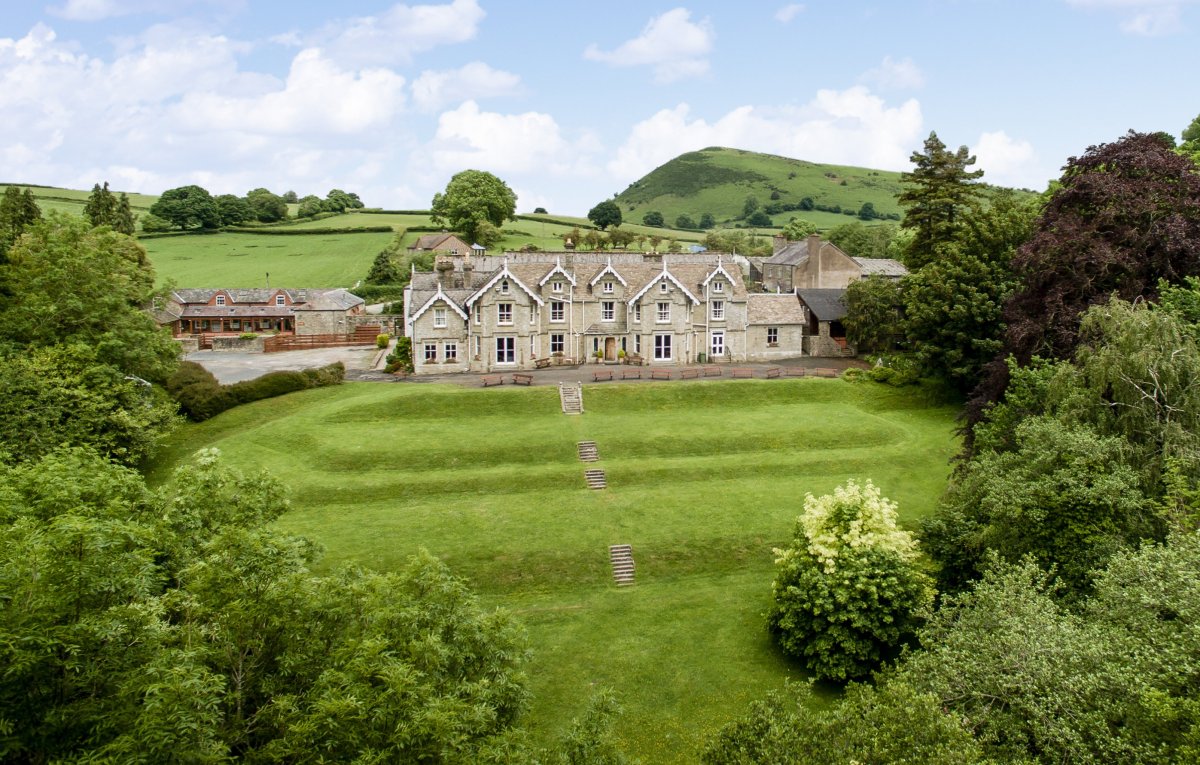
186;346;379;384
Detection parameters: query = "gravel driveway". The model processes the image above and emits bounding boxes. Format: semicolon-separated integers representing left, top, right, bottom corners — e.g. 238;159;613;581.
186;346;379;384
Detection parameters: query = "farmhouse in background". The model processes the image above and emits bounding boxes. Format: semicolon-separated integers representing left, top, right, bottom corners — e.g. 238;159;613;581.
408;232;472;256
156;288;369;349
762;234;907;292
796;288;855;357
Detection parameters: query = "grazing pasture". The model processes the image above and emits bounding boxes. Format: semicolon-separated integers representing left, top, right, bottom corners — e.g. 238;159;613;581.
148;378;958;762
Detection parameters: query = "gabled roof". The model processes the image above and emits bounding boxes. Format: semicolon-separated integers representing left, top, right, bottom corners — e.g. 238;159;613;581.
466;260;545;307
796;289;848;322
747;294;806;324
588;258;628;288
538;257;577;287
292;288;365;311
764;240;812;266
702;256;738;287
410;233;468;251
410;283;469;322
852;258;909;278
627;262;699;305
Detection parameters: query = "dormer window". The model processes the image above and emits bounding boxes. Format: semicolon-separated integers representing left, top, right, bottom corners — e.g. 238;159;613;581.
501;279;510;294
713;281;724;293
659;281;668;293
275;295;285;306
603;281;614;294
215;295;226;306
552;281;563;293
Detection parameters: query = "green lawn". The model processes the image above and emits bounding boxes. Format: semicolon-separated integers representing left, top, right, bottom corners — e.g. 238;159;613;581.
142;230;393;288
147;378;958;762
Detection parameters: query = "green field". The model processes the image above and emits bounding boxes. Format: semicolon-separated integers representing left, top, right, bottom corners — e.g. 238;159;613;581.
140;230;394;288
614;147;905;230
147;378;959;762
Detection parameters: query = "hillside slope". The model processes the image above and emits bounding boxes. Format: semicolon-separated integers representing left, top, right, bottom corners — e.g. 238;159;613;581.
613;147;905;230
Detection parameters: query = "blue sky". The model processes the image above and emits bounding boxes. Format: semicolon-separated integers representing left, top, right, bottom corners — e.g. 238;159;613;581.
1;0;1197;214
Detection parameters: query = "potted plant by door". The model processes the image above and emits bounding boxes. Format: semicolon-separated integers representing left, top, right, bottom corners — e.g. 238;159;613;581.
594;349;603;363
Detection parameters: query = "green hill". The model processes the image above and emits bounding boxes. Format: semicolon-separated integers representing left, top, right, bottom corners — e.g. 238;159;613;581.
613;147;906;230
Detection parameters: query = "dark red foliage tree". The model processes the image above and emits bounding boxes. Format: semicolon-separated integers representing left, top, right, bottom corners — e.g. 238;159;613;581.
968;131;1200;427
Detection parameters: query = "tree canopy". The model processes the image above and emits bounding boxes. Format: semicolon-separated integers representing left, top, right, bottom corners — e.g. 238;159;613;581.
430;170;517;243
898;131;986;268
588;200;623;230
149;185;221;230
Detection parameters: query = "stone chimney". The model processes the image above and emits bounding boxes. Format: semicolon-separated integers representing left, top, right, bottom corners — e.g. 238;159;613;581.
773;234;788;254
807;233;822;258
435;255;454;288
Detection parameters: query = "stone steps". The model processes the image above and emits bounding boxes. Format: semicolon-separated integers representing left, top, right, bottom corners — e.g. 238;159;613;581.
584;469;607;490
577;441;599;462
559;382;583;414
609;544;635;586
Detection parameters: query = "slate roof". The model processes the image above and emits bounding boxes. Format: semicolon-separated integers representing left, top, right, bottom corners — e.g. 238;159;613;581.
172;288;304;304
292;288;364;311
764;240;812;266
796;289;848;322
410;233;469;251
852;258;909;278
747;294;806;324
179;306;293;319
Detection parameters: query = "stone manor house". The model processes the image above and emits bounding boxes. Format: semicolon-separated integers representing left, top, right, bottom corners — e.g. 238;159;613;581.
404;249;866;375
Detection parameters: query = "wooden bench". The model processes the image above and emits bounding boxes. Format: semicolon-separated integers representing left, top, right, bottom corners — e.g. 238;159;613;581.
481;375;504;387
534;358;551;369
680;368;701;379
784;367;807;377
512;373;533;386
650;369;671;380
765;367;781;379
593;370;614;382
621;370;642;380
813;368;839;378
703;366;722;377
731;368;754;379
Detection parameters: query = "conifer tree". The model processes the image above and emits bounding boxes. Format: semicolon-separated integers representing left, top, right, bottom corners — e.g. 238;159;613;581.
898;131;985;268
0;186;43;262
83;181;118;228
114;192;137;235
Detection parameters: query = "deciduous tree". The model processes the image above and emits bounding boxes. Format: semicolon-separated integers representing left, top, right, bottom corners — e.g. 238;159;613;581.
588;200;623;230
642;210;664;227
780;217;817;240
214;194;252;226
430;170;517;243
246;187;288;223
149;185;220;230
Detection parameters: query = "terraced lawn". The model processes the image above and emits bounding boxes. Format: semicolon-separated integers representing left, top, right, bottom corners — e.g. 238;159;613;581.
147;378;959;762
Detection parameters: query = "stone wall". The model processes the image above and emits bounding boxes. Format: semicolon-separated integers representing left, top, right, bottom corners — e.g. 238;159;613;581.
211;335;265;353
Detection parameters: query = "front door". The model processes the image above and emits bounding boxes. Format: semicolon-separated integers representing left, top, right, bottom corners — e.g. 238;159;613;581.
711;331;725;359
604;336;617;362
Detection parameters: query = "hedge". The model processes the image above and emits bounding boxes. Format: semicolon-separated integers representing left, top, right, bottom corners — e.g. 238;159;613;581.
222;225;394;235
167;360;346;421
349;284;407;303
513;214;597;230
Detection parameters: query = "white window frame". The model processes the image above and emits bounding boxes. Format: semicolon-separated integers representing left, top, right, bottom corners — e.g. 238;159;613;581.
433;307;447;328
711;331;724;358
656;302;670;323
552;281;563;293
275;294;286;305
711;300;724;321
474;303;481;325
495;336;515;364
551;301;565;322
550;333;565;354
472;335;480;358
654;334;672;360
603;281;614;294
497;303;513;325
500;279;510;294
713;280;724;293
634;335;641;354
659;281;668;293
215;295;226;306
444;343;457;361
602;301;615;321
633;303;642;322
424;343;437;362
767;327;779;346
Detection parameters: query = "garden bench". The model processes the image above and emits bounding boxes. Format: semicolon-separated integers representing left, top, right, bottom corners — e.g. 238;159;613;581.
731;368;754;379
650;369;671;380
481;375;504;387
784;367;807;377
534;358;551;369
621;370;642;380
593;370;614;382
681;368;701;379
765;367;781;379
703;366;722;377
512;373;533;386
625;355;645;366
813;368;839;378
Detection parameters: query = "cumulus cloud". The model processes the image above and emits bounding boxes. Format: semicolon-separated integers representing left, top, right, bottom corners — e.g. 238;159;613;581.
583;8;715;84
411;62;521;112
607;87;924;183
422;100;576;175
1064;0;1194;35
859;55;924;90
775;4;805;23
309;0;486;67
972;130;1045;189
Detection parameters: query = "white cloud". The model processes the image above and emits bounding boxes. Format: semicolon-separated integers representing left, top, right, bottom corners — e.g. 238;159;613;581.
1064;0;1194;35
859;55;924;90
311;0;486;67
607;87;924;183
972;130;1044;189
423;100;581;176
774;4;805;23
47;0;245;22
411;62;521;112
583;8;715;84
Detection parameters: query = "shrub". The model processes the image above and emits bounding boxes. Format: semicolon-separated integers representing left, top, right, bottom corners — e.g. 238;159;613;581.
376;333;390;349
385;337;413;374
239;332;259;340
167;361;345;421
